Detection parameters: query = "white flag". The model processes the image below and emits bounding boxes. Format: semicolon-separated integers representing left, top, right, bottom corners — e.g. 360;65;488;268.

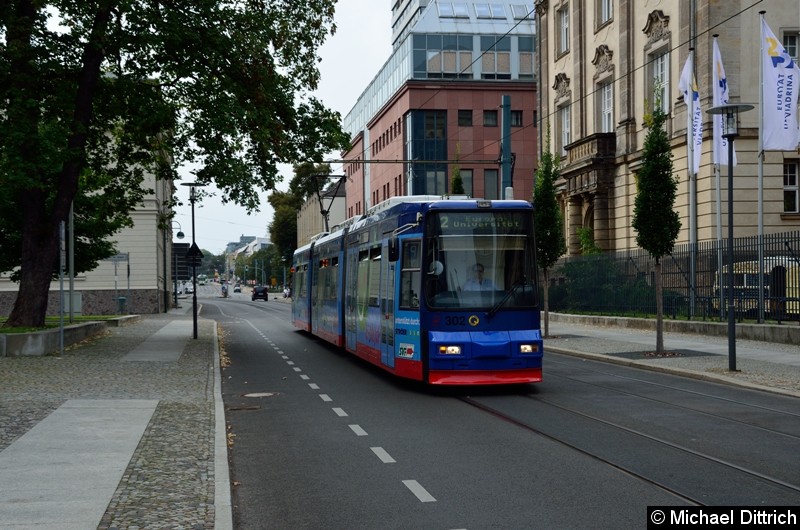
712;38;736;166
761;18;800;151
678;54;703;175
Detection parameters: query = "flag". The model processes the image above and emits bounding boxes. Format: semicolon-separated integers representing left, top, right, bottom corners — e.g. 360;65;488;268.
761;18;800;151
678;53;703;175
712;38;736;166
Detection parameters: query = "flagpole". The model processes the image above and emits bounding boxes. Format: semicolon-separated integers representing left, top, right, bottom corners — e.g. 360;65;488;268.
687;48;697;317
712;36;723;320
757;11;766;322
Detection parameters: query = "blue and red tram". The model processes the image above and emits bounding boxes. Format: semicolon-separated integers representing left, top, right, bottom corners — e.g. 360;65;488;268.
292;196;543;385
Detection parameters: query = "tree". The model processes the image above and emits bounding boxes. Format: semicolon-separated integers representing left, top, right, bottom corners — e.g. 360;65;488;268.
577;227;602;255
450;143;465;195
1;1;350;327
267;191;302;262
632;106;681;353
533;123;566;337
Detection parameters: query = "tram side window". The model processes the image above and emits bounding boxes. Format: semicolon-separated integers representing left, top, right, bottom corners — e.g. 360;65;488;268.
296;264;308;297
369;246;382;307
319;257;338;301
400;240;421;309
357;250;370;312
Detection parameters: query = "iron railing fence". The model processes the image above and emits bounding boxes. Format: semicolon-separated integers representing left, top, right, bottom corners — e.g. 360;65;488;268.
544;231;800;324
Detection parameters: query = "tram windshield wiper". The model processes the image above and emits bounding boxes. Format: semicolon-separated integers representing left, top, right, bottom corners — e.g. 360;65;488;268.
486;277;525;320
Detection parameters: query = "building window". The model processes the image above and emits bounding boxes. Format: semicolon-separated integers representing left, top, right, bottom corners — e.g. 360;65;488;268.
475;3;506;19
510;4;535;20
510;110;523;127
484;109;498;126
460;169;473;196
413;34;473;79
597;0;613;27
557;5;570;55
484;169;499;199
557;105;571;156
649;50;670;114
458;109;473;126
480;35;511;79
428;169;447;195
519;36;535;79
784;32;799;62
437;2;470;18
785;162;799;213
598;81;614;133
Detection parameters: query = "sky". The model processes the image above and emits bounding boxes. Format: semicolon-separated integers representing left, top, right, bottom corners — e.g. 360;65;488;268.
173;1;393;255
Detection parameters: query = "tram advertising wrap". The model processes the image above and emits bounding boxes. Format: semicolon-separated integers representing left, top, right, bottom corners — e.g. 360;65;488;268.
292;196;543;385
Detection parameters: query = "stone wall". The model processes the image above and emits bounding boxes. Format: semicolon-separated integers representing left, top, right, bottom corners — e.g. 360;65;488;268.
0;289;164;317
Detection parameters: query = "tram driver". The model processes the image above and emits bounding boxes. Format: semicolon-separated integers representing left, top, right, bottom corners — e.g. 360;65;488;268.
462;263;497;291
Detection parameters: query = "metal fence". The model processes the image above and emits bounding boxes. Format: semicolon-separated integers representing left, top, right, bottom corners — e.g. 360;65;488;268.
544;231;800;324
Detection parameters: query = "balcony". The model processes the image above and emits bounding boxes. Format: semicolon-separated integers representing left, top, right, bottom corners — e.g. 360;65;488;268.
561;133;616;196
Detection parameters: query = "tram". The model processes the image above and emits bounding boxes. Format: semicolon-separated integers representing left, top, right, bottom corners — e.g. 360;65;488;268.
292;195;543;385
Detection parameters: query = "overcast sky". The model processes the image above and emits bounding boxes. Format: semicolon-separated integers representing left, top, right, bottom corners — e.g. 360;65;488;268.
174;1;393;255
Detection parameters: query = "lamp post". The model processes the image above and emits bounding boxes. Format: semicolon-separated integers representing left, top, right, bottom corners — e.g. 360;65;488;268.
282;257;287;290
706;103;753;372
181;182;207;339
171;221;184;308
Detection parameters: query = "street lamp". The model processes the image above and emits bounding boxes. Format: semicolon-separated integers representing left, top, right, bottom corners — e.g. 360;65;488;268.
282;257;287;290
181;181;207;339
171;221;184;308
706;103;753;372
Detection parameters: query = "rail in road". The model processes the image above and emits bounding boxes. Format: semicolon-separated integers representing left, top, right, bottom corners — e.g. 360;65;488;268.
459;352;800;506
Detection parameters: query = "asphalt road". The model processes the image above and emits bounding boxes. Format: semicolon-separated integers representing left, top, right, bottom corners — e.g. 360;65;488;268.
200;290;800;529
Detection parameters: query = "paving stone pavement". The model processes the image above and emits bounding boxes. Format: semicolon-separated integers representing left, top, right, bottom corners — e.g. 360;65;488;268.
0;313;228;530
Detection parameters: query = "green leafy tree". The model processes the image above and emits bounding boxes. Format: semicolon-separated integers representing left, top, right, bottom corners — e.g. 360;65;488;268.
268;190;301;261
200;251;226;280
1;1;349;327
533;123;567;337
291;162;337;202
632;106;681;353
577;227;602;255
450;143;465;194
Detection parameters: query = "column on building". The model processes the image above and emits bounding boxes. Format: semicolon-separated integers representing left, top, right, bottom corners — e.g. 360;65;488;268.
592;186;610;251
567;195;583;255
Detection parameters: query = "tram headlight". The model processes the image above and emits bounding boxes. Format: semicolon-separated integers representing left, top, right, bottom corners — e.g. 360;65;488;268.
519;344;539;354
439;345;462;355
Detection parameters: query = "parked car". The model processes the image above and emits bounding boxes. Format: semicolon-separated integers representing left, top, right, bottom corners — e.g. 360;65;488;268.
252;285;269;301
233;284;242;293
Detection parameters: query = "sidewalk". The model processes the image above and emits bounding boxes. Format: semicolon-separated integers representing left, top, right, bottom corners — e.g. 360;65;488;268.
547;320;800;398
0;310;797;529
0;306;231;530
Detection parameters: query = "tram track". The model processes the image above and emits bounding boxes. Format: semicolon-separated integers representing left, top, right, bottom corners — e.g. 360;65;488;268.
459;392;800;506
544;356;800;438
457;350;800;506
457;394;709;506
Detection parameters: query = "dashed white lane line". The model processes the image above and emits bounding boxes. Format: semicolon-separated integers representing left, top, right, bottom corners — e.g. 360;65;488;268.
370;447;396;463
332;408;348;417
287;361;295;365
349;424;368;436
403;480;436;502
319;394;333;402
309;383;320;390
293;367;302;372
300;375;310;380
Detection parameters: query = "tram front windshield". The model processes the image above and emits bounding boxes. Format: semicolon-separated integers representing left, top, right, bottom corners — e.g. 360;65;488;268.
424;210;538;310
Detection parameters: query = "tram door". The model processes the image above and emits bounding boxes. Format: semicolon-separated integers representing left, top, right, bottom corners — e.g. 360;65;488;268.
380;240;396;368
